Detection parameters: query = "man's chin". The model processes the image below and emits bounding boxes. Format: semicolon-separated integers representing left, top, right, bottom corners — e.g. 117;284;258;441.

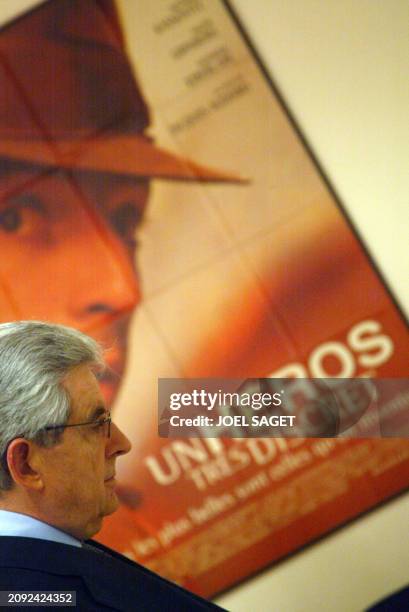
103;490;120;516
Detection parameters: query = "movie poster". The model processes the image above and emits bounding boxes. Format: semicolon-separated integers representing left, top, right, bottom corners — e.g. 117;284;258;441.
0;0;408;597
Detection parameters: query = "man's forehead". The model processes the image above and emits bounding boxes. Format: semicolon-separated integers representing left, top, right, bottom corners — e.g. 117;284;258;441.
0;160;150;187
0;160;46;200
70;168;150;190
0;161;150;205
63;364;106;417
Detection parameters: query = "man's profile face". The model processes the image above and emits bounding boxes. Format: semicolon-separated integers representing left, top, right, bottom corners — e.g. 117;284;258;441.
0;162;149;404
34;363;132;540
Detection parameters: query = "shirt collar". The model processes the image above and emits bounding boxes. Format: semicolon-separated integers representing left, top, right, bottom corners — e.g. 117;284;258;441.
0;510;82;547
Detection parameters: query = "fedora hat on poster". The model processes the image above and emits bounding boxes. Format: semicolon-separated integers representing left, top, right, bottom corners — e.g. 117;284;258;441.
0;0;242;182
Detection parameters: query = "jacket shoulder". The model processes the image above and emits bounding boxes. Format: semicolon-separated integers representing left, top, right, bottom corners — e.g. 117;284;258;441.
0;537;225;611
0;567;114;611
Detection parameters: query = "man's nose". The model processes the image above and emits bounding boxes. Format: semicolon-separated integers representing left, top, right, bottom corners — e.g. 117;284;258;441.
107;421;132;457
69;220;140;332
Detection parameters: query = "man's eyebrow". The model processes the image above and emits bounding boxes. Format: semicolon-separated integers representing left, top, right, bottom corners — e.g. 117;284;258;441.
87;405;107;421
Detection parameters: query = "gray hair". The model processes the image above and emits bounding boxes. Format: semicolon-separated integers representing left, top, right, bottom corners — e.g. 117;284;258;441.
0;321;104;491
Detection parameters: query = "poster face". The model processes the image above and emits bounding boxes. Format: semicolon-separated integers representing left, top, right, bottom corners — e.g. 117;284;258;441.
0;0;408;598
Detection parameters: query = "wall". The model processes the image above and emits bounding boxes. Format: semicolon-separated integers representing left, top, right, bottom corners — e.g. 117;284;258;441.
227;0;409;318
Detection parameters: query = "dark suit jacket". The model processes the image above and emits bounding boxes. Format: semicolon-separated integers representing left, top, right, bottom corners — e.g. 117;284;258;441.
366;585;409;611
0;536;225;611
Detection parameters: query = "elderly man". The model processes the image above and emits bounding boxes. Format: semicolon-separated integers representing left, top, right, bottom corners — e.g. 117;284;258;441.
0;320;224;610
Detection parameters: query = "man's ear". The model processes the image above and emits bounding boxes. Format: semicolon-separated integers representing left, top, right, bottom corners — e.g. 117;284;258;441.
6;439;44;491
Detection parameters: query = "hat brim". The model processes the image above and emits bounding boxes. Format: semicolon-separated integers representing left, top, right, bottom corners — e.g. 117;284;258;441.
0;134;245;182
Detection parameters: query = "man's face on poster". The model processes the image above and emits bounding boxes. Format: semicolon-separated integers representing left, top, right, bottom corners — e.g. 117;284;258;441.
0;160;149;405
0;0;232;409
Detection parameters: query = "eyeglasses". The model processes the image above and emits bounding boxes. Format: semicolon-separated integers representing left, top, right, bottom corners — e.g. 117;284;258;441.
43;411;112;438
0;412;112;476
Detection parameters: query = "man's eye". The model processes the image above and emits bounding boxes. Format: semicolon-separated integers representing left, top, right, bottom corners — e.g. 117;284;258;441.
0;208;23;232
0;195;46;235
93;418;108;433
110;202;143;248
